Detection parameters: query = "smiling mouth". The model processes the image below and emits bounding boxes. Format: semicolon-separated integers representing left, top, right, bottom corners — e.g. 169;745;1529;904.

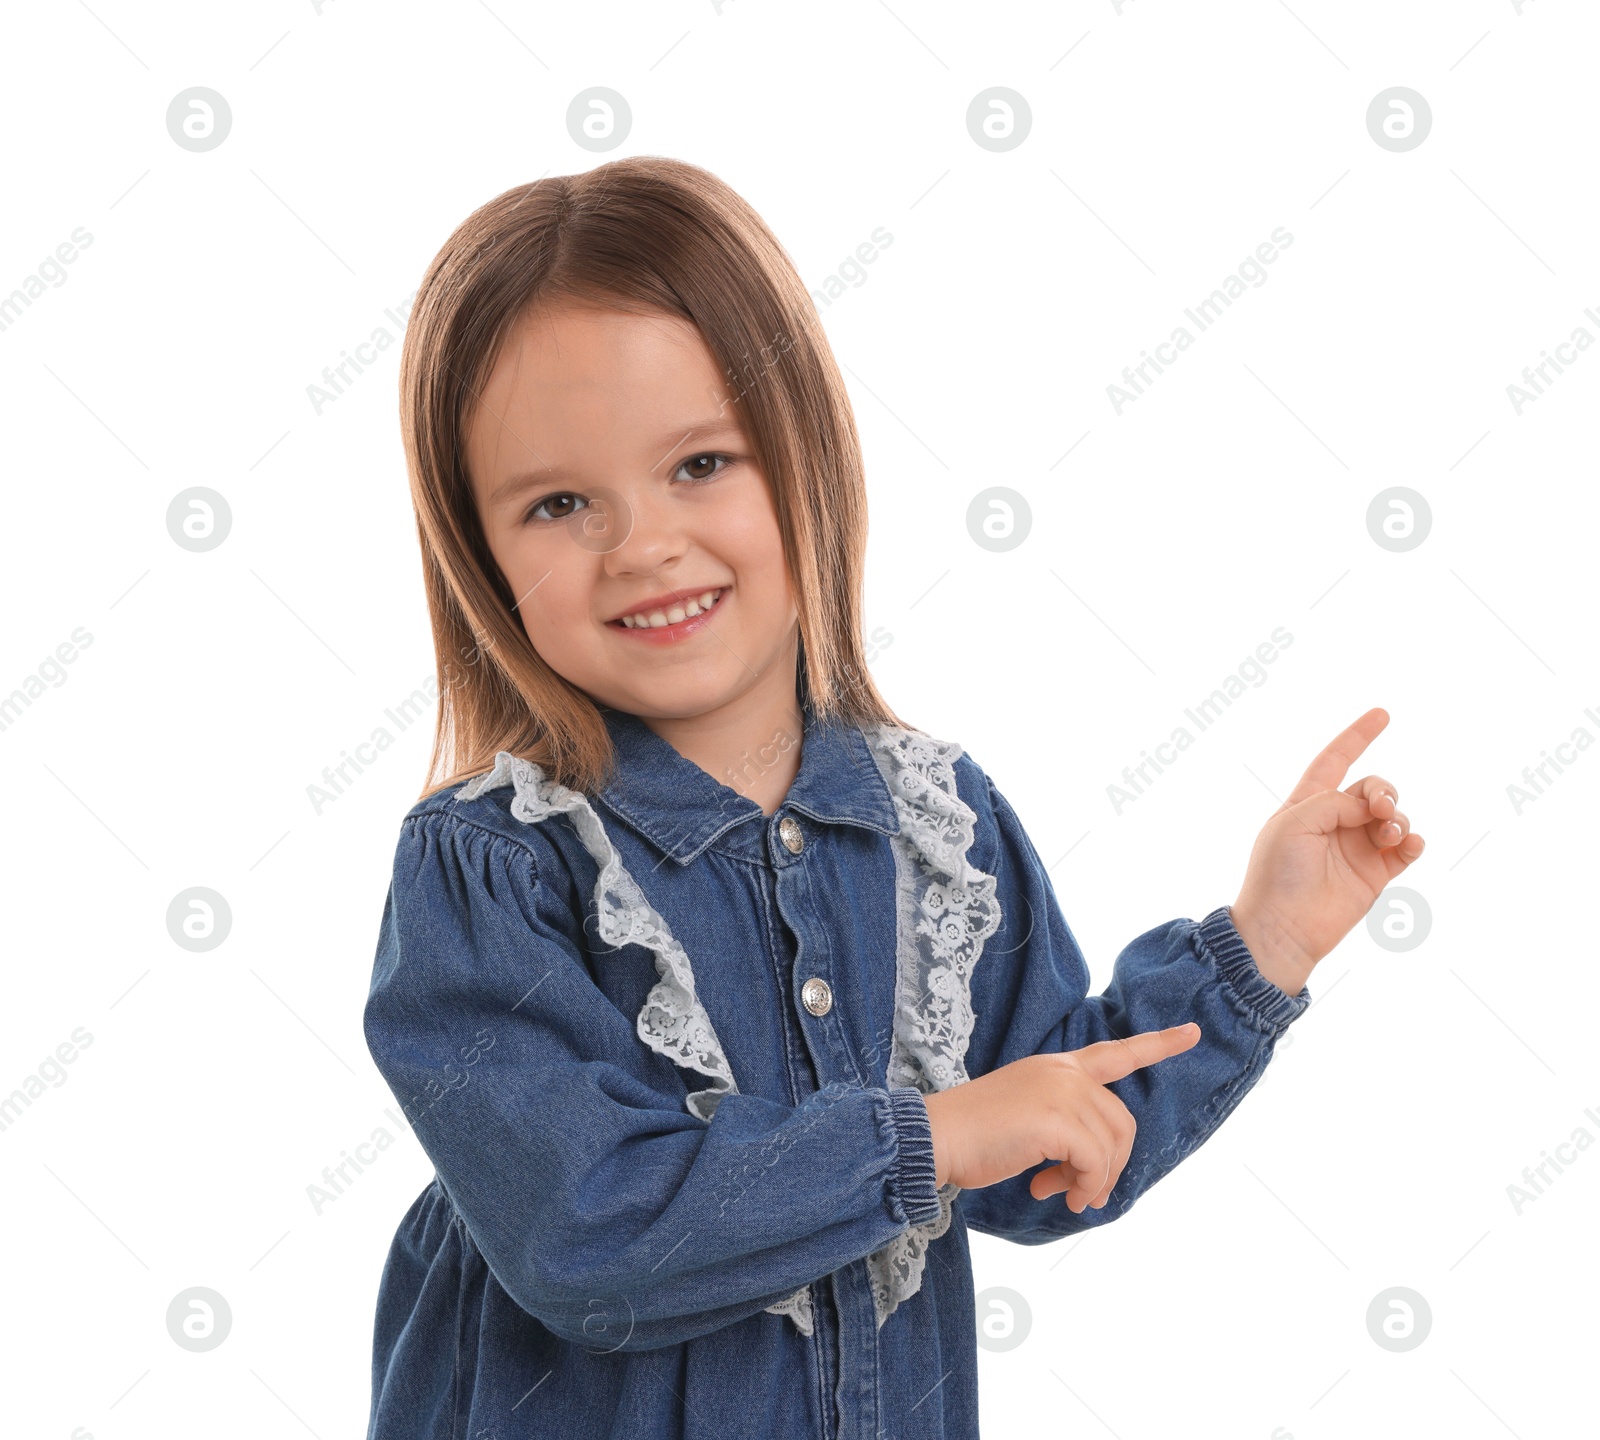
610;587;727;630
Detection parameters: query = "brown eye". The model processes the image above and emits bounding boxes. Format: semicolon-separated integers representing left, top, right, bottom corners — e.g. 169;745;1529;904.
673;453;730;483
528;492;586;523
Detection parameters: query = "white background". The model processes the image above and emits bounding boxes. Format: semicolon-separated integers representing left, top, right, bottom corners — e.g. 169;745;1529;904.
2;1;1594;1436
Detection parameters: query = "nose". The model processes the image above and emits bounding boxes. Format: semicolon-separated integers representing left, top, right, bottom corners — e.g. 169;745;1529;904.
598;482;688;577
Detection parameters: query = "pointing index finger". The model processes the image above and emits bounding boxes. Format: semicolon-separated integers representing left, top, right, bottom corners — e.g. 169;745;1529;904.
1071;1023;1202;1086
1286;708;1390;805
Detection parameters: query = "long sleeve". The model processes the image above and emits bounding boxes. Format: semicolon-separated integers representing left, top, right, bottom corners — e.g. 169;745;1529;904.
957;769;1311;1244
362;810;942;1351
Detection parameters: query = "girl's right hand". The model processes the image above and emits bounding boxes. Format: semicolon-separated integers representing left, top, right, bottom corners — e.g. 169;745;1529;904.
920;1023;1202;1213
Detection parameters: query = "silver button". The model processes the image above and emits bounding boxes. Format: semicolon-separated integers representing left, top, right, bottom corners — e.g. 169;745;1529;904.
778;815;804;854
801;977;833;1016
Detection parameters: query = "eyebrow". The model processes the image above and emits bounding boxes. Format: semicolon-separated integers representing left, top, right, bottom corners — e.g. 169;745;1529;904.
486;416;745;507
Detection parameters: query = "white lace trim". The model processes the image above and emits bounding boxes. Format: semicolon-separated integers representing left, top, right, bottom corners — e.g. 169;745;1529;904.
459;752;736;1123
859;725;1002;1329
457;722;1000;1338
760;1281;815;1336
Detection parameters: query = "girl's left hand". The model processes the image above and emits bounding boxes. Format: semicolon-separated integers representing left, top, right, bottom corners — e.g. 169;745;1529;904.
1231;708;1425;992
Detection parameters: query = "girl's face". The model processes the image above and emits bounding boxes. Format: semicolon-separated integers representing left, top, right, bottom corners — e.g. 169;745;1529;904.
463;301;799;724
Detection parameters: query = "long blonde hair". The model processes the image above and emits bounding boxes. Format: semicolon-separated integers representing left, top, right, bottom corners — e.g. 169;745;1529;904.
398;155;908;799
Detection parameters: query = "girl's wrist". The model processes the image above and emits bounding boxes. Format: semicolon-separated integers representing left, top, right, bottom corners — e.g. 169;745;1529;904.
922;1090;952;1188
1229;903;1315;997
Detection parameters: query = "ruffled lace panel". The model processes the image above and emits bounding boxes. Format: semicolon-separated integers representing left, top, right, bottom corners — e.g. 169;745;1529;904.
858;726;1002;1329
460;753;737;1124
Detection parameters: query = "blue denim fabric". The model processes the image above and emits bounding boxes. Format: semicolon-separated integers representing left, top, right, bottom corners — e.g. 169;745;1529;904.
362;700;1311;1439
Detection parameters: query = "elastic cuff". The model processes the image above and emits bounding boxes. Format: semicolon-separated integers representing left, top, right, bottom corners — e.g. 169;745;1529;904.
884;1086;944;1228
1196;906;1312;1033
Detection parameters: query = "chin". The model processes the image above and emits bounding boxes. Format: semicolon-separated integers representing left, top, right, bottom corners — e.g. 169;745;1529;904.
623;670;751;716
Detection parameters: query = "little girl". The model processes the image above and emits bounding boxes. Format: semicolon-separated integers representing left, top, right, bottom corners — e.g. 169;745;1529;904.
362;156;1424;1440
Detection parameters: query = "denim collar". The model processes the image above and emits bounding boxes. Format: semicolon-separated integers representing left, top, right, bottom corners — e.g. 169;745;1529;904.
594;698;901;864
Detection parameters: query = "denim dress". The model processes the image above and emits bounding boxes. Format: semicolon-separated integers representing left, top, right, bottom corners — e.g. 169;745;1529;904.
361;699;1310;1439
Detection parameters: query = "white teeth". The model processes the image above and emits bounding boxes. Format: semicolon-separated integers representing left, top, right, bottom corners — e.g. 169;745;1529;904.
619;588;724;629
